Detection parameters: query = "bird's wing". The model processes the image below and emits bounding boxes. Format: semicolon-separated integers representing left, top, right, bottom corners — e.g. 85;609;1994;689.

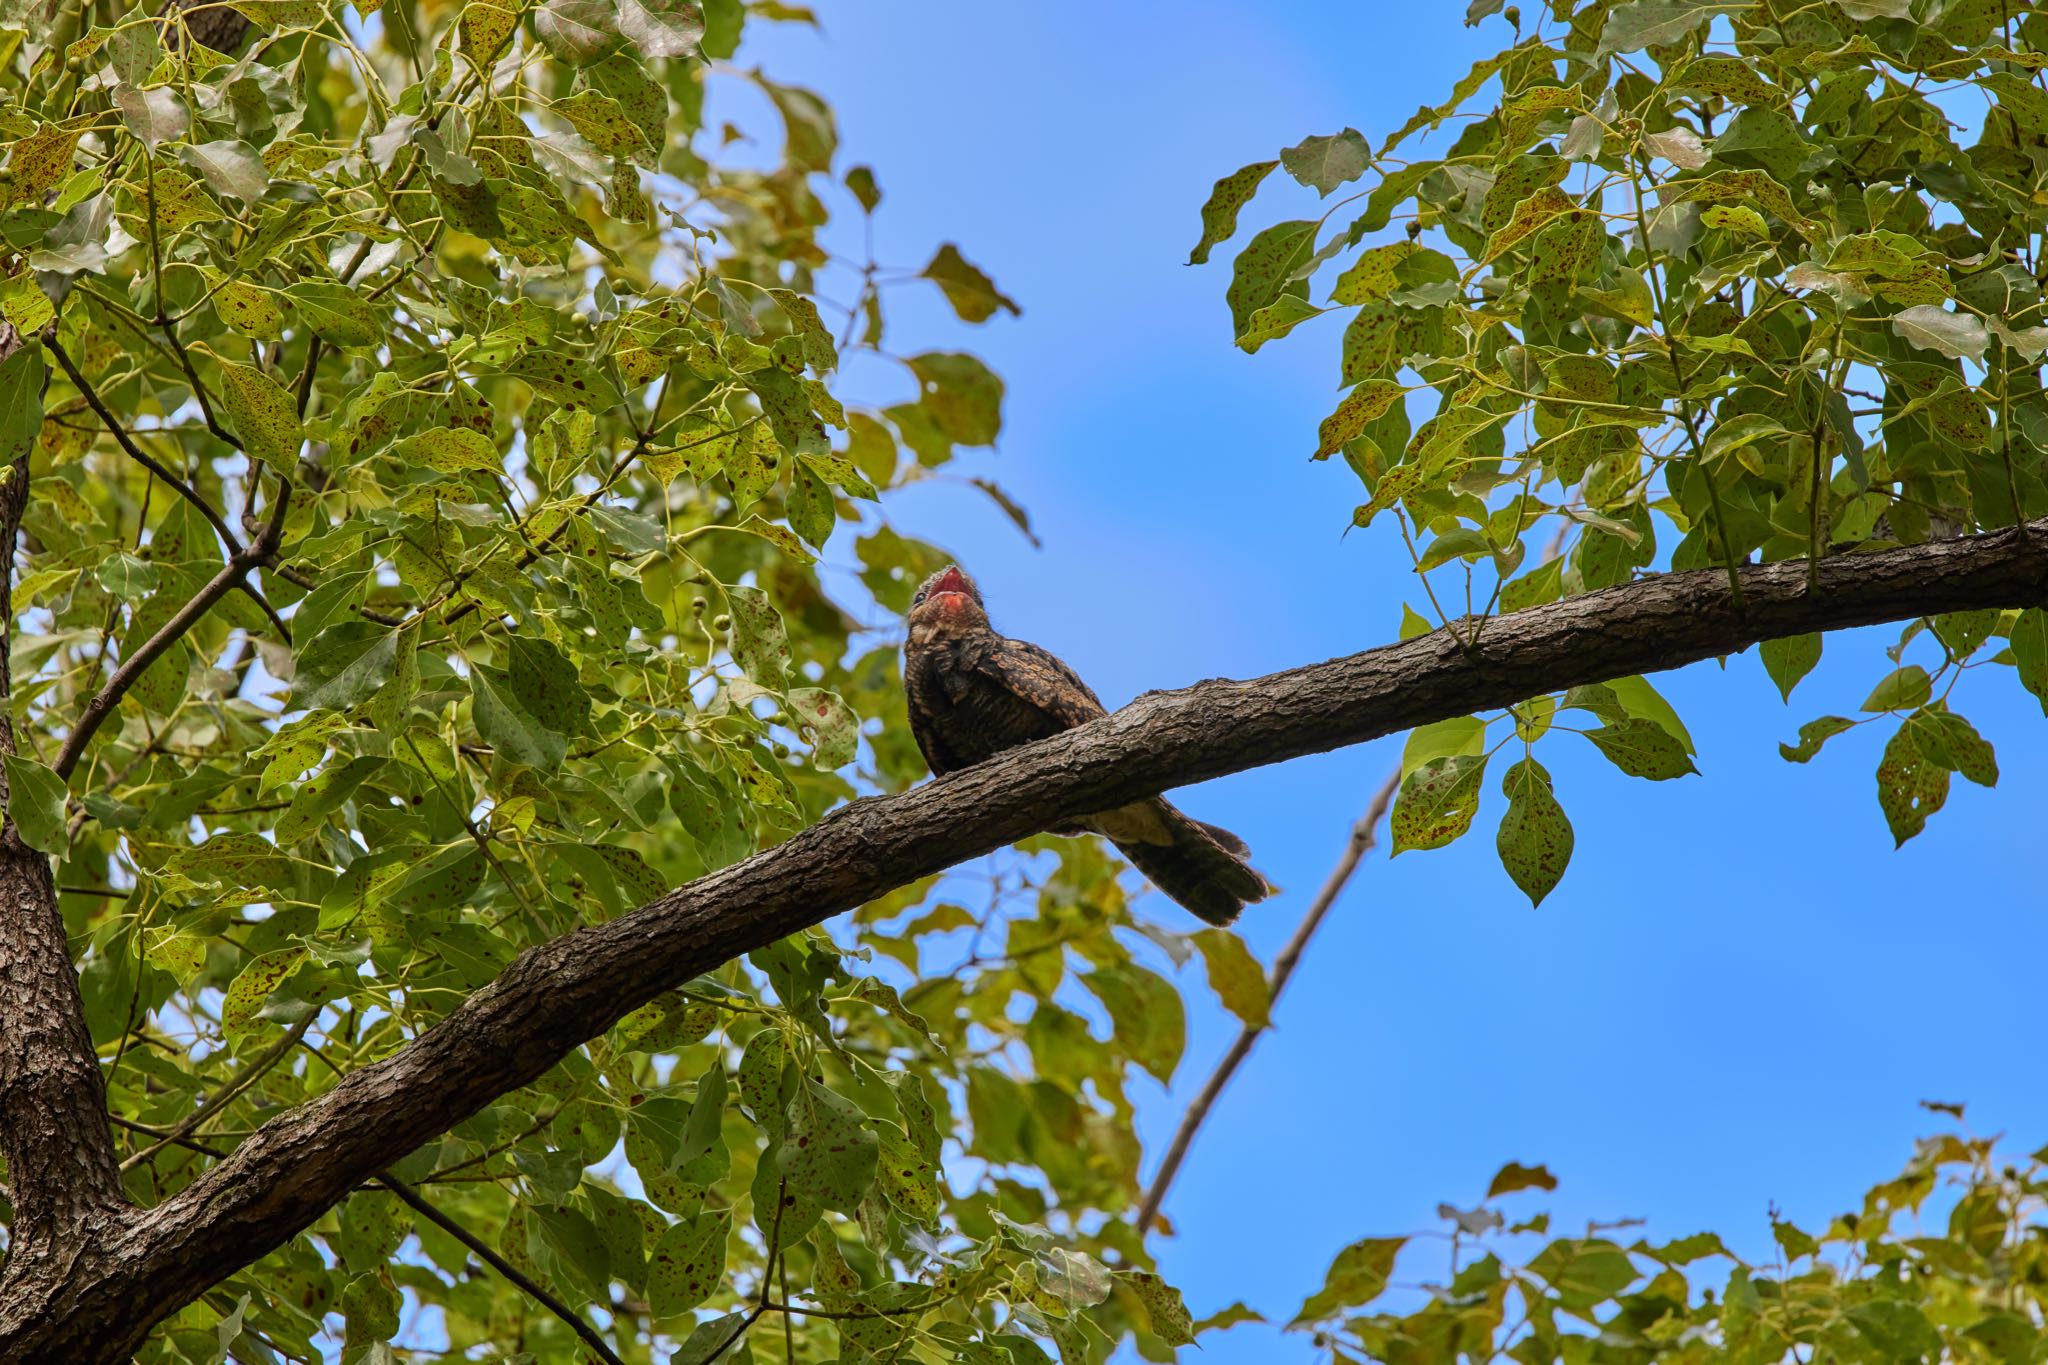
904;657;968;777
975;636;1112;730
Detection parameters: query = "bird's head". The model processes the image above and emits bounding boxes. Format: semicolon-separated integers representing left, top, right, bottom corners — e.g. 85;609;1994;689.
907;564;988;641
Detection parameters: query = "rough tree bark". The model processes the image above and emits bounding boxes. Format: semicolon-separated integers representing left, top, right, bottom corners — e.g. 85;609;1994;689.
0;324;134;1339
0;515;2044;1359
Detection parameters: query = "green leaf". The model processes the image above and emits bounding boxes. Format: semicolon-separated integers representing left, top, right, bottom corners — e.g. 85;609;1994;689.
1583;719;1697;781
725;584;791;690
216;361;304;471
1281;128;1371;196
1760;633;1821;703
1905;708;1998;788
1875;725;1949;846
1121;1270;1196;1347
1402;715;1485;777
2011;608;2048;715
293;622;399;713
1190;928;1270;1030
275;756;383;845
648;1211;730;1316
1597;0;1744;53
1294;1236;1404;1323
1487;1161;1558;1196
776;1078;879;1211
1314;380;1405;458
1496;758;1573;907
1861;665;1932;713
3;754;69;855
785;686;857;769
920;243;1020;323
393;426;499;472
529;1204;612;1306
1527;1238;1639;1306
876;1124;940;1222
285;281;380;347
1932;609;1998;660
340;1274;398;1348
1780;715;1855;763
1391;754;1486;853
1189;160;1278;265
180;139;269;202
0;345;46;466
1079;964;1186;1084
471;638;588;772
1226;220;1316;339
1892;305;1988;363
95;552;159;601
115;86;188;150
221;947;308;1038
1604;675;1697;754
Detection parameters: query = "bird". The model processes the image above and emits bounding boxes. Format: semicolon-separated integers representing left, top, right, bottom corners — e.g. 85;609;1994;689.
901;563;1271;926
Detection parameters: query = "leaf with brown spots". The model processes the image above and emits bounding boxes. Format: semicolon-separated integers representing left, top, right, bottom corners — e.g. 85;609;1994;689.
216;360;304;471
777;1078;879;1211
1496;758;1573;907
647;1210;730;1316
1391;754;1487;854
1120;1269;1196;1347
221;947;308;1038
1189;159;1278;265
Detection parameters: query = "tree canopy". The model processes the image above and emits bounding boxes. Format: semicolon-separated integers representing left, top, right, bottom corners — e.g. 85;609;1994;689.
0;0;2044;1362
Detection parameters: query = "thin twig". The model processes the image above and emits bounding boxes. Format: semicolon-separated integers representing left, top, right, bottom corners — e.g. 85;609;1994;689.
120;1013;315;1171
1135;769;1400;1235
43;333;245;555
103;1116;624;1364
53;469;291;781
374;1172;627;1365
42;333;288;640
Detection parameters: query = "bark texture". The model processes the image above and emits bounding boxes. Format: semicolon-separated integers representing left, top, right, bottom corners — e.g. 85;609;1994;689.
0;324;130;1329
2;518;2045;1359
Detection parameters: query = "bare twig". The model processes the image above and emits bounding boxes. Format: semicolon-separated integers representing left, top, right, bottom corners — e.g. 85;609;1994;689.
1135;769;1400;1235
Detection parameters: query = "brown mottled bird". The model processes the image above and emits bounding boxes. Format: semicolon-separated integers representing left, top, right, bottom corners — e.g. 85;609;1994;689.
902;565;1270;926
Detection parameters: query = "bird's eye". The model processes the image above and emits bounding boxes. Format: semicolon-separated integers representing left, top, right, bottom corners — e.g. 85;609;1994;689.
912;587;927;606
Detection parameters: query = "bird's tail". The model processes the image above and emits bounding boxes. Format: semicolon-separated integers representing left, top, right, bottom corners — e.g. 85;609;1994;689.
1091;798;1272;926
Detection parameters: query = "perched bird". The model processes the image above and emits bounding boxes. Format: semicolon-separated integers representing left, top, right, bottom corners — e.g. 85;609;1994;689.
902;564;1270;926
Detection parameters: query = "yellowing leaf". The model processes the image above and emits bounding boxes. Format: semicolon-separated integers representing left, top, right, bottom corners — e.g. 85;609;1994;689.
216;361;304;471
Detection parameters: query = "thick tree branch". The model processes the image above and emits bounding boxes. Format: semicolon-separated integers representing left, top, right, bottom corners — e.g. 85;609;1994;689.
1136;767;1400;1236
0;327;129;1270
5;520;2048;1360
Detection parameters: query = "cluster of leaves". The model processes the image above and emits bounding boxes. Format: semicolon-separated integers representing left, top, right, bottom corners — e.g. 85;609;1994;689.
1291;1110;2048;1364
0;0;1245;1359
1200;0;2048;903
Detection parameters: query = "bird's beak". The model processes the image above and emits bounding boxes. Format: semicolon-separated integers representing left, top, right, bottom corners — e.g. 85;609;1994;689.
930;565;972;599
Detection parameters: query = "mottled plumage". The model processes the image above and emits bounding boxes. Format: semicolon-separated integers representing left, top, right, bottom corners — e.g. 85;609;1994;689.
903;565;1270;925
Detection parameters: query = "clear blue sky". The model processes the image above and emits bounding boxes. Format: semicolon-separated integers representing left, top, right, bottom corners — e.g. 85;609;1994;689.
722;6;2048;1359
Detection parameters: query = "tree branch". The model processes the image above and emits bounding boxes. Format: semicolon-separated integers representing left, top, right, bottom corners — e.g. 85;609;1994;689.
0;326;129;1269
52;470;291;781
41;332;286;639
1135;768;1399;1236
6;519;2048;1359
373;1173;628;1365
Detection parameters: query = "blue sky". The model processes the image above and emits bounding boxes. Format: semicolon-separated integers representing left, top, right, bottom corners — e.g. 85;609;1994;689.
721;6;2048;1359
